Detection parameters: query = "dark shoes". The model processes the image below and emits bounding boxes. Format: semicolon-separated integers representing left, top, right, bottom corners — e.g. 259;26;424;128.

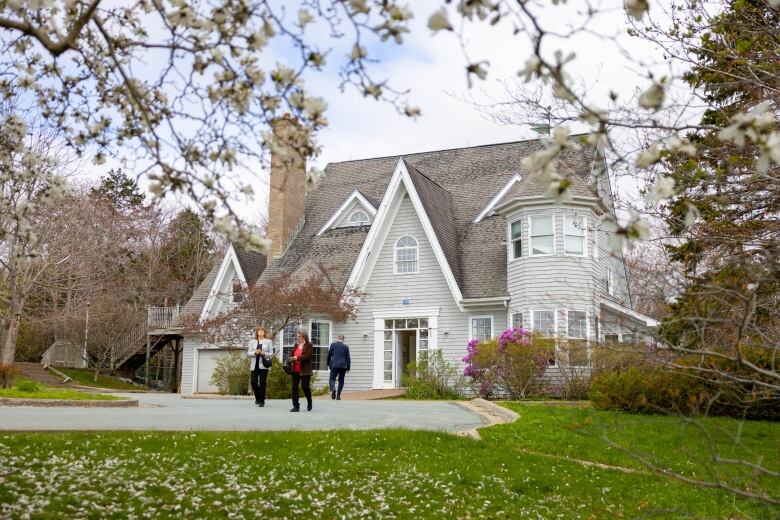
290;406;300;412
255;400;260;405
307;403;313;411
258;402;265;407
331;390;336;400
336;395;341;400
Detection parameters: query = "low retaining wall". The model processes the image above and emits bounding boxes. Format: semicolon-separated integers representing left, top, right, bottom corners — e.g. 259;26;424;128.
0;397;138;408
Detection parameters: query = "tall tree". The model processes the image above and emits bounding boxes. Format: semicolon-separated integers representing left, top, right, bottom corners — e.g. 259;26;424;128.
0;99;72;369
658;1;779;352
91;168;146;209
158;209;216;306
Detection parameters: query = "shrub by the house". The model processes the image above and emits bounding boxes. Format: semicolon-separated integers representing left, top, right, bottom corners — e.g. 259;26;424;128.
463;328;554;399
403;349;465;400
264;362;326;399
210;351;249;395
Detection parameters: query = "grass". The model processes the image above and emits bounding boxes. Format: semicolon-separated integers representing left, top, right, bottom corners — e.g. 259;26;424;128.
0;405;777;518
0;377;121;401
58;368;143;391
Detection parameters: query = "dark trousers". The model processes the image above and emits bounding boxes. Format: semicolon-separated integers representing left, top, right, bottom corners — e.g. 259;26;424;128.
329;368;347;396
250;369;268;404
291;373;312;408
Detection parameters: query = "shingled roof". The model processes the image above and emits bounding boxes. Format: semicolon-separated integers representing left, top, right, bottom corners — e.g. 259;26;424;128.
181;245;267;319
258;137;599;299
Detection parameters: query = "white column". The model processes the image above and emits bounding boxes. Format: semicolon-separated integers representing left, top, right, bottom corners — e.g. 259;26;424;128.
372;318;385;389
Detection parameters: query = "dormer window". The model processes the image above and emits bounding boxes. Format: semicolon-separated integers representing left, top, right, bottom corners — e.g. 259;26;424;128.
394;235;419;274
530;215;554;255
347;209;370;226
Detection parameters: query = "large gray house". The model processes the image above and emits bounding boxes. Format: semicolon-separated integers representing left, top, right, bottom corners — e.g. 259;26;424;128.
180;114;656;394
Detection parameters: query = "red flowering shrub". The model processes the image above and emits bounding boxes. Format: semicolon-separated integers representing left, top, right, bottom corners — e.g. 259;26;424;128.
463;328;554;399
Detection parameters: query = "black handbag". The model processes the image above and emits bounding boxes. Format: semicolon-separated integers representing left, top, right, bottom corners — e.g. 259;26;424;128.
258;341;272;369
282;357;293;375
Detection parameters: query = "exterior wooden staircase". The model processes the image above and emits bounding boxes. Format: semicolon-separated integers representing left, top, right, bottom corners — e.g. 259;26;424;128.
113;306;182;375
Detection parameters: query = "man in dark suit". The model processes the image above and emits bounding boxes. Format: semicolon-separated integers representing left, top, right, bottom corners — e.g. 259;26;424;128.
327;335;351;400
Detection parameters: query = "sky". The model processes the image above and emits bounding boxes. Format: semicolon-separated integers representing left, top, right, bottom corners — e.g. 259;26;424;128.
85;1;677;224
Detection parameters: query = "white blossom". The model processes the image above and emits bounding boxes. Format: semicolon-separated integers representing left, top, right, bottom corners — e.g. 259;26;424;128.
427;8;453;32
683;201;699;228
624;0;649;21
350;44;367;61
666;135;696;156
519;56;542;82
635;143;661;168
298;9;314;28
638;82;664;110
645;175;675;205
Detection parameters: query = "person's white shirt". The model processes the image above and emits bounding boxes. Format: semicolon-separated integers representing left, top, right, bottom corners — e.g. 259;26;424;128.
247;338;273;371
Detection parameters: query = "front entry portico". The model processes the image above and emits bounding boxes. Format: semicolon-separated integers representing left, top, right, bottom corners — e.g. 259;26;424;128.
373;309;438;389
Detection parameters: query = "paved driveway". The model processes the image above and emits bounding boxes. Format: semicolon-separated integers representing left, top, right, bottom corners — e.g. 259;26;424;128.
0;393;484;432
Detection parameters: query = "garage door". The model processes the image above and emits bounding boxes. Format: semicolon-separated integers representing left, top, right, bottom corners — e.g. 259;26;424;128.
196;349;240;393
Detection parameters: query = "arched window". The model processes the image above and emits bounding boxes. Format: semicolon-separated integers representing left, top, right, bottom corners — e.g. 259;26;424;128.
394;235;419;274
347;209;370;226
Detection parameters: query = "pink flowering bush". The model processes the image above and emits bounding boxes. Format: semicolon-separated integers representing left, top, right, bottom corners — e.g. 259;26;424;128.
463;328;554;399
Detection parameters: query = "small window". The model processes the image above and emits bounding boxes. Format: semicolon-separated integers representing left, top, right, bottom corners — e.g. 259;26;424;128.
510;220;522;259
310;321;331;371
310;321;331;346
511;312;523;329
394;235;419;274
604;333;619;343
532;310;556;337
564;215;585;255
622;333;636;345
347;209;370;226
566;310;587;339
530;215;554;255
470;317;493;342
607;270;614;296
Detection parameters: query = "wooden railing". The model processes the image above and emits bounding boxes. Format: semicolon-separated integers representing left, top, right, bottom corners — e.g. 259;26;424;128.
148;305;180;330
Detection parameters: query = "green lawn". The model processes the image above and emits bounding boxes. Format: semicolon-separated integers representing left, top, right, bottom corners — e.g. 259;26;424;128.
0;377;121;401
0;405;777;518
58;368;143;391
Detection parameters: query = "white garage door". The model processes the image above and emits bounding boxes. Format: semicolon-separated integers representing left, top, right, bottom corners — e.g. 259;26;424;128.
196;349;240;393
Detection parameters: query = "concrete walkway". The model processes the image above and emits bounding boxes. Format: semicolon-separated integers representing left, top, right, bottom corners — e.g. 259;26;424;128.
0;393;485;432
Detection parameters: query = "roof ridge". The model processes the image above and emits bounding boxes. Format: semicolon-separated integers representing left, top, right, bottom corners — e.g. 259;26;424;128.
326;134;591;166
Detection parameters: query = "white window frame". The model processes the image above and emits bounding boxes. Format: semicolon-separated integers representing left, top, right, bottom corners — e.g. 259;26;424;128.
510;311;523;329
394;235;419;274
309;319;333;372
530;308;558;338
309;319;333;347
347;209;370;226
565;309;589;340
563;214;587;257
528;214;555;256
468;315;494;341
607;269;614;296
508;217;523;261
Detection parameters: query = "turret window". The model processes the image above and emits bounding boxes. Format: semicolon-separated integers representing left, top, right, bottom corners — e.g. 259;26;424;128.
510;220;522;259
530;215;554;255
564;215;586;256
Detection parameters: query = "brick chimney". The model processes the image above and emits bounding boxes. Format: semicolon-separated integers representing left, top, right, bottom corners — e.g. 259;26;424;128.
267;113;306;260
